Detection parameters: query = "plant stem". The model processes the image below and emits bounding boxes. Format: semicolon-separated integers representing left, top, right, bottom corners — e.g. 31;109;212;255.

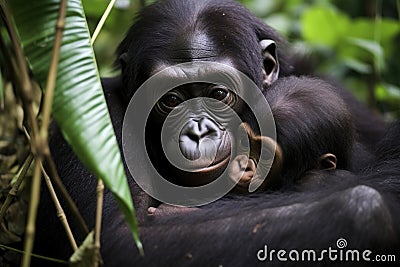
44;155;89;234
397;0;400;23
91;0;116;46
22;159;42;267
41;163;78;251
0;154;33;222
93;179;104;267
40;0;67;145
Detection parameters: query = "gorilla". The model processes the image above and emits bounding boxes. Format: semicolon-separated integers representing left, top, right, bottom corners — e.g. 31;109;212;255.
33;0;400;266
229;76;355;193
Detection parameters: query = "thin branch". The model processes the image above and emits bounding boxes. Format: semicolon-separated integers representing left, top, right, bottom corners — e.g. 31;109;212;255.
0;0;34;100
24;124;89;235
0;71;4;109
368;0;383;108
0;154;33;222
40;0;67;145
93;179;104;267
397;0;400;23
40;163;78;251
44;155;89;234
0;2;45;267
19;0;68;265
0;244;69;265
0;0;40;142
373;0;382;70
91;0;117;46
23;159;43;267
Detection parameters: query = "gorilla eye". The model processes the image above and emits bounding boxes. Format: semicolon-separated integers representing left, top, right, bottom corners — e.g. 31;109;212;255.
160;93;182;108
209;87;229;101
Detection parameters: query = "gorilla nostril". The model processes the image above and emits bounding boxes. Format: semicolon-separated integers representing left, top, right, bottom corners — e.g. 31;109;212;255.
187;132;200;142
199;118;221;139
182;118;221;142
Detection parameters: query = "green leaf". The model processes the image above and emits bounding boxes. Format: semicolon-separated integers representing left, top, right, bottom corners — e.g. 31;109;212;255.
376;83;400;101
263;14;292;37
301;6;350;47
347;37;385;72
347;38;383;58
343;58;372;74
246;0;277;17
349;19;400;45
348;18;400;60
9;0;142;252
82;0;108;17
70;232;96;267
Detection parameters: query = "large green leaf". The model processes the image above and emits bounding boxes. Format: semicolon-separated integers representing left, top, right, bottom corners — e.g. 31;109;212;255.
9;0;141;252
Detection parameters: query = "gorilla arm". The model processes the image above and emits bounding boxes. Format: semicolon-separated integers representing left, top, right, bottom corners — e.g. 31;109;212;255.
102;175;398;267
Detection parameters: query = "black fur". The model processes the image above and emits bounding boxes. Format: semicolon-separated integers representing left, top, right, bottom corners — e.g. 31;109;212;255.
265;76;355;185
116;0;293;100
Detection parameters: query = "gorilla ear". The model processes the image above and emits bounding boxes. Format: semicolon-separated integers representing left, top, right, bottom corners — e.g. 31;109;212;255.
260;39;280;89
318;153;337;171
119;52;128;71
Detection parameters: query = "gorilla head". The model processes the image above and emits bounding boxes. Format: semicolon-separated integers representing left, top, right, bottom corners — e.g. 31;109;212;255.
117;0;293;98
229;76;356;193
118;0;294;187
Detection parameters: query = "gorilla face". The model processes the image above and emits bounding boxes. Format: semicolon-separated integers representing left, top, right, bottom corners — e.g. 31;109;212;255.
122;58;278;202
146;81;243;187
160;84;234;163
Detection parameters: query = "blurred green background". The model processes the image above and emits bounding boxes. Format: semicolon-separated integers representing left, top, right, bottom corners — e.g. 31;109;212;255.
83;0;400;119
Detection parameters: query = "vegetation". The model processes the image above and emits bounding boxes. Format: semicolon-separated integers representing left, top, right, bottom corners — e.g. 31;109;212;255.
86;0;400;118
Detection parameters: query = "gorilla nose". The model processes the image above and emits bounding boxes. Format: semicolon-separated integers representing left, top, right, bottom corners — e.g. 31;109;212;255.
179;118;222;160
186;118;220;141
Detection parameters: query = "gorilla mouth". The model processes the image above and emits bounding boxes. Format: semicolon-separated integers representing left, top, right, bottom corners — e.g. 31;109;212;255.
193;155;230;173
179;130;232;173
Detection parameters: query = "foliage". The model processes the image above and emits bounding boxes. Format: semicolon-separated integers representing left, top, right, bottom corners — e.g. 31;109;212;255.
238;0;400;118
84;0;400;118
82;0;143;76
3;0;141;260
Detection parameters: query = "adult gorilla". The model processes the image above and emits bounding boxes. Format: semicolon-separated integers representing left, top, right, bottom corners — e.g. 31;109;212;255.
34;0;400;266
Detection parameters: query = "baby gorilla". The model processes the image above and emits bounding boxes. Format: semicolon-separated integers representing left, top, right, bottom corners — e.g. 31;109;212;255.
229;76;356;193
